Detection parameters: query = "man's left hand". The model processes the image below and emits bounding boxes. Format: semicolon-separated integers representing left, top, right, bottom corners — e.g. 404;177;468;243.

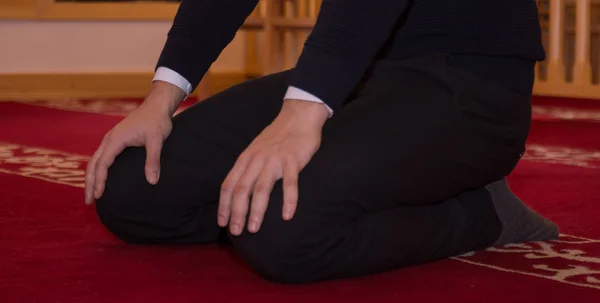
218;99;330;236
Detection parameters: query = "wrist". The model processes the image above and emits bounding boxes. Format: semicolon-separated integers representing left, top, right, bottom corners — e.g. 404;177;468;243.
145;80;187;116
279;99;329;129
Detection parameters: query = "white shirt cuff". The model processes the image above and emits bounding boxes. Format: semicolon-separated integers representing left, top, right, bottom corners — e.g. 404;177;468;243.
153;67;193;96
152;70;333;117
284;86;334;117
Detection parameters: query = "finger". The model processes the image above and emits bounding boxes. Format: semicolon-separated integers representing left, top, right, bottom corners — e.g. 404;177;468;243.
144;134;163;185
248;166;278;233
85;136;108;205
229;154;265;236
218;153;251;227
282;160;299;221
93;140;126;200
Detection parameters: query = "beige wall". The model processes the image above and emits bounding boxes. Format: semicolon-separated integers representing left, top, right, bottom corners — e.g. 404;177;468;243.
0;20;246;74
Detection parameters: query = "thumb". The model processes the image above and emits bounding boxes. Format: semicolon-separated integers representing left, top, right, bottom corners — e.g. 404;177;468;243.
144;134;163;185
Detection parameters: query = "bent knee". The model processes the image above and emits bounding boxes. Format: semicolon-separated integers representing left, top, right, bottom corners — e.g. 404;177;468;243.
94;147;154;243
229;221;331;284
230;234;303;283
95;187;145;244
95;181;178;245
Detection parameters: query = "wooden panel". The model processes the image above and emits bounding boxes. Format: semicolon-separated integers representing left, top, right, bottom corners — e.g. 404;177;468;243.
0;0;38;6
38;3;179;21
0;8;37;19
533;81;600;99
0;0;41;18
260;0;284;74
0;0;179;20
244;7;264;76
0;72;248;101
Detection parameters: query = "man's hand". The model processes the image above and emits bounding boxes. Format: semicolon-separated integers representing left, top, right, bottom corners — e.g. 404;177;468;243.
218;99;329;236
84;81;185;205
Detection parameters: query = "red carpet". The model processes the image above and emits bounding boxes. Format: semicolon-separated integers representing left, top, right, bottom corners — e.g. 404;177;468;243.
1;96;599;302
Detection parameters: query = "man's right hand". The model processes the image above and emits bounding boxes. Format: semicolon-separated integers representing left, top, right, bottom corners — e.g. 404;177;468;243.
84;81;186;205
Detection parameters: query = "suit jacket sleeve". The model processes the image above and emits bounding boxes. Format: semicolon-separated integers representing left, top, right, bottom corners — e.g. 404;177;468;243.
156;0;259;91
289;0;411;112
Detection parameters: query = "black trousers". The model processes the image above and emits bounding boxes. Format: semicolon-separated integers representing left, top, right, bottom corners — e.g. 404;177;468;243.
96;54;533;283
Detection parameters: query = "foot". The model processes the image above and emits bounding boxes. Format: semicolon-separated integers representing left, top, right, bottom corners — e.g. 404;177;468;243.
485;179;559;246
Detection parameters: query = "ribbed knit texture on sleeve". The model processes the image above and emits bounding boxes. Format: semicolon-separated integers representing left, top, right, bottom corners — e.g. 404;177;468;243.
289;0;411;112
156;0;258;91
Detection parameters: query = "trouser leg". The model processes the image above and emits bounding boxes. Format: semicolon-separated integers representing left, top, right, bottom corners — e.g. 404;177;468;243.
229;54;531;283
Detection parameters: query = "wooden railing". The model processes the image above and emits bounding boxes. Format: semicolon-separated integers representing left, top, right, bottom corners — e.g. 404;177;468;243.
242;0;600;100
241;0;321;76
2;0;597;100
535;0;600;99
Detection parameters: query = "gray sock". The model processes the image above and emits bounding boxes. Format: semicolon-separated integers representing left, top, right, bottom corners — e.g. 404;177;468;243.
485;179;559;246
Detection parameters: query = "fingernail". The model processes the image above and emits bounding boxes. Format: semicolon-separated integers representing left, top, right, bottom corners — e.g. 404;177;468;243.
231;224;241;236
218;215;227;227
249;221;258;233
283;210;293;221
148;173;158;184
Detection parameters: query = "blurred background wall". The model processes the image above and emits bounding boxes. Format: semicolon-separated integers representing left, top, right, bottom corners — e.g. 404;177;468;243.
0;0;598;100
0;20;246;74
